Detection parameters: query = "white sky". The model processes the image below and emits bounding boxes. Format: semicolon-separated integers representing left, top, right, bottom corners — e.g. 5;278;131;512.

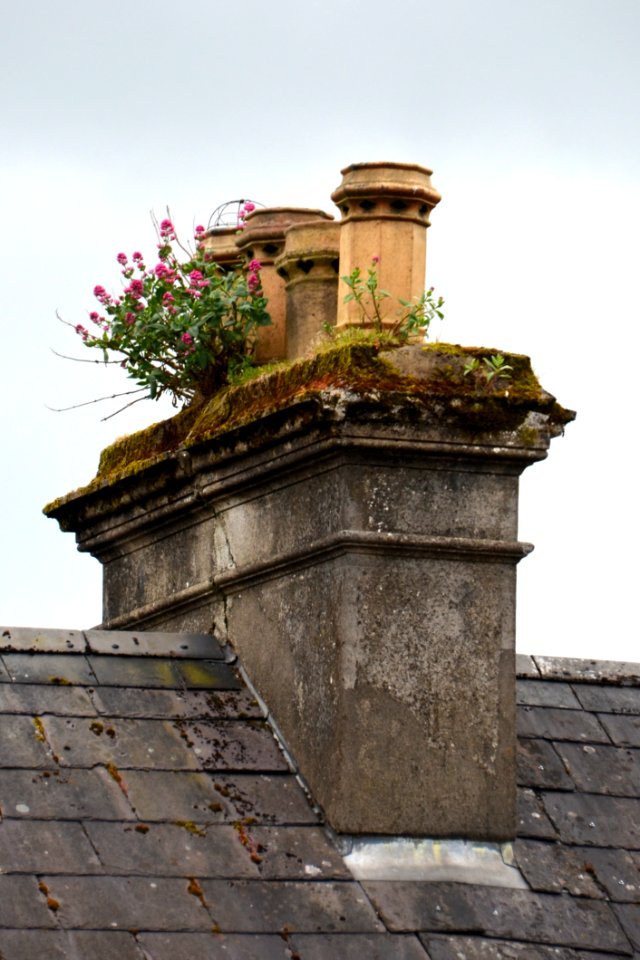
1;0;638;662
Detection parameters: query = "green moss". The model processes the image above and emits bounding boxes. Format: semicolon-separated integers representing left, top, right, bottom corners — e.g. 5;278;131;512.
43;338;575;515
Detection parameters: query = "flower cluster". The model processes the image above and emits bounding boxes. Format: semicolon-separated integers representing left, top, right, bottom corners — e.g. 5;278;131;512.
75;218;271;404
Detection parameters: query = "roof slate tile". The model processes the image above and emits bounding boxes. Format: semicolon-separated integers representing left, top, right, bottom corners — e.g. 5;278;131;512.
83;821;259;878
199;878;385;933
90;686;261;720
0;683;97;716
572;685;640;716
0;767;136;820
573;847;640;903
39;715;200;771
512;839;604;898
597;713;640;748
1;653;97;685
517;706;610;743
553;743;640;798
541;792;640;848
362;882;632;953
421;934;619;959
0;930;145;960
290;932;431;959
40;875;215;931
517;788;559;840
516;680;582;710
137;932;295;959
0;819;102;874
0;876;58;929
517;738;574;791
612;902;640;952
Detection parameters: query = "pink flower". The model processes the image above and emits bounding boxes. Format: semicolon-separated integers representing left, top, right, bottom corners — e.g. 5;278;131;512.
93;285;106;298
244;202;255;213
194;224;205;235
162;291;175;304
126;278;144;299
248;259;261;272
125;312;136;325
155;262;170;279
247;271;261;292
116;253;128;266
75;323;89;341
371;255;380;264
89;311;100;323
181;332;193;345
132;252;143;262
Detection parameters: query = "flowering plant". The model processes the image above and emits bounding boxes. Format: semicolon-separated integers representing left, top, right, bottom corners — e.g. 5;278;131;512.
73;216;270;406
342;256;444;340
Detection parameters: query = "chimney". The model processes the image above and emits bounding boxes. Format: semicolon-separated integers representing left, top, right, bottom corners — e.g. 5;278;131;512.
45;162;574;842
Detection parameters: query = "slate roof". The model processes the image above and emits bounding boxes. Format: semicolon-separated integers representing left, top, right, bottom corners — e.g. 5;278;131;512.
0;626;638;959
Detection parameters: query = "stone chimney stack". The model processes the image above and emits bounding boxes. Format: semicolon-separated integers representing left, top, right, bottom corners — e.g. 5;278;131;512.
45;161;574;843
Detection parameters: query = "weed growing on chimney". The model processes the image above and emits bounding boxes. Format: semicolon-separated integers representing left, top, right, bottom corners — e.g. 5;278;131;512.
341;258;444;340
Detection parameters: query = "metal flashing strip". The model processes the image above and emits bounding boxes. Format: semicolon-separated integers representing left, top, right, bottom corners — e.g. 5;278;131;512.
340;836;528;888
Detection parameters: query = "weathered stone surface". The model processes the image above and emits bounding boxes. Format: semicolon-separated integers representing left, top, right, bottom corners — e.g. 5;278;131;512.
517;738;574;790
516;680;580;709
517;706;609;742
554;743;640;797
0;767;135;820
43;875;213;930
573;684;640;715
0;656;9;681
513;839;604;898
199;879;384;932
597;713;640;747
363;882;631;952
0;820;102;873
534;658;640;685
0;682;97;715
541;792;640;848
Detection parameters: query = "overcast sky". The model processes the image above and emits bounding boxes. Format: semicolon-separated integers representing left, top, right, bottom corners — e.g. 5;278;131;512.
1;0;638;662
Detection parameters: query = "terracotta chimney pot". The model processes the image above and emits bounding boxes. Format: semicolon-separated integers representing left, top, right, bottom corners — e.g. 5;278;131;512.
331;161;441;332
275;220;341;359
235;207;334;363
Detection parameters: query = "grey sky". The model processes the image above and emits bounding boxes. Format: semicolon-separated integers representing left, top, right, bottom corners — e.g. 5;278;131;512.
1;0;638;660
